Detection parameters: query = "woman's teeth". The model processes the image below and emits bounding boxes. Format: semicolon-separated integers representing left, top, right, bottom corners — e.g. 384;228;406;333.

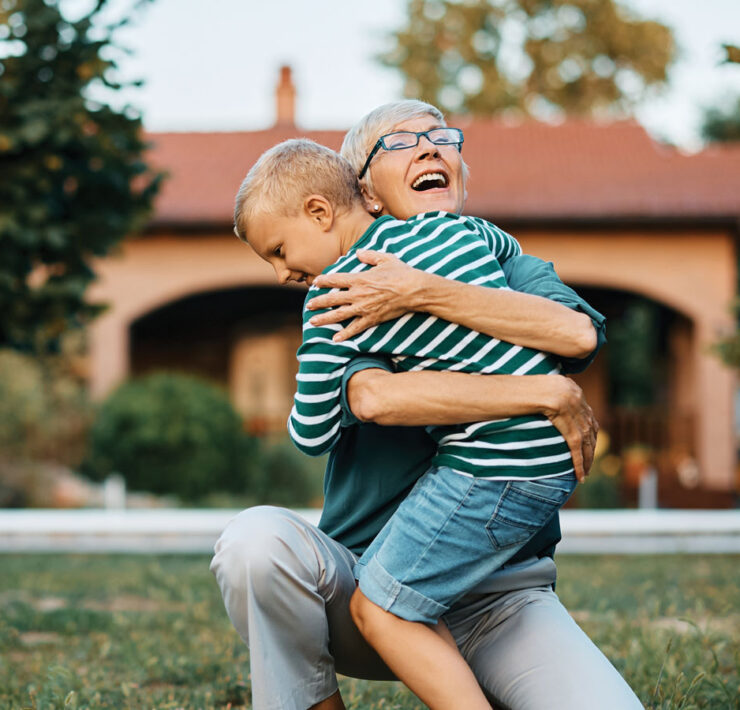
412;173;447;190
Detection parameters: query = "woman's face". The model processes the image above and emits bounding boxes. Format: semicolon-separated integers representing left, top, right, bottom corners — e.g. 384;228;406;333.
366;115;467;221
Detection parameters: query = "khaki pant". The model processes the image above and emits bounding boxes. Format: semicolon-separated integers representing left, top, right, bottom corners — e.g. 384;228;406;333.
210;506;643;710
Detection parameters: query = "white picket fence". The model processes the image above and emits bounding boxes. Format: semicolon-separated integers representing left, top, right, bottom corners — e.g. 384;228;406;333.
0;509;739;554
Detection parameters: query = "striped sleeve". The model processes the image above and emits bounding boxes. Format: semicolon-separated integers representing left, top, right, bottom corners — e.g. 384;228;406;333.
392;215;507;287
288;306;360;456
467;216;522;264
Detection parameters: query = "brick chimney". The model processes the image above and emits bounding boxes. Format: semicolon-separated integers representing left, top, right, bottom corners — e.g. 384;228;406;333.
275;65;296;127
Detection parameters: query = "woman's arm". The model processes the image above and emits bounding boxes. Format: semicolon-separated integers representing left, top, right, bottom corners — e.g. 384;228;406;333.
309;250;596;357
348;367;598;481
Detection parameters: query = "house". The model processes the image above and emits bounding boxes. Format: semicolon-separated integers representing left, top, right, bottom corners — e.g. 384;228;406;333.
87;68;740;505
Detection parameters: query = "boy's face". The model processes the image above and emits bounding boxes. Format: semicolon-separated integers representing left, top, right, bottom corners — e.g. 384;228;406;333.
246;210;342;286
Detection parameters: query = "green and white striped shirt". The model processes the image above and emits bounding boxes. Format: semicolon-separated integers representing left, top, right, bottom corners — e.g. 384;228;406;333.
289;212;573;480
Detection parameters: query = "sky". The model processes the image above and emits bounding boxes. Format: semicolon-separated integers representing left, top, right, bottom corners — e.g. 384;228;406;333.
60;0;740;150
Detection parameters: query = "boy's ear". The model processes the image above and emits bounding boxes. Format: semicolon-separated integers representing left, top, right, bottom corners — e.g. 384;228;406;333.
303;195;334;230
360;184;384;216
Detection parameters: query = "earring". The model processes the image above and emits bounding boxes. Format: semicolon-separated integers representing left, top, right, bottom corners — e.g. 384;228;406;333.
374;204;381;213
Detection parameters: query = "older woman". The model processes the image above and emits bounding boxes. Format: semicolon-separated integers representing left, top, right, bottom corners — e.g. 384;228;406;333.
211;101;642;710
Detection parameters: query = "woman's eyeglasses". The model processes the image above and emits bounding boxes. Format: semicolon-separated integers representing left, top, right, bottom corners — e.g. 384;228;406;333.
358;128;464;179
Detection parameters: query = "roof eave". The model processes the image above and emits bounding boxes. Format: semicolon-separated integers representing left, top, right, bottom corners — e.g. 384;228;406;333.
143;213;740;236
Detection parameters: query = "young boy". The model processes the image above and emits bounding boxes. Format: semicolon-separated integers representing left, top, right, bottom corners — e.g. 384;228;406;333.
234;138;582;709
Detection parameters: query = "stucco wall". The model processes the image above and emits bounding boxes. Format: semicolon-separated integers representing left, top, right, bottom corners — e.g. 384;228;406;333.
87;226;737;491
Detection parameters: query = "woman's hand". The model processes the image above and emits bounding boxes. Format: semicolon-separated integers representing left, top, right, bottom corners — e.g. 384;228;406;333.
308;250;428;341
542;377;599;483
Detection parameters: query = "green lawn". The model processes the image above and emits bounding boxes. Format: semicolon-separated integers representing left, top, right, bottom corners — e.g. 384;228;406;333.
0;554;737;709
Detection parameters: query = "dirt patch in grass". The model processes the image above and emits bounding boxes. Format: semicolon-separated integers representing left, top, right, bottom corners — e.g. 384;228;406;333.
82;594;185;613
2;593;186;613
19;631;62;645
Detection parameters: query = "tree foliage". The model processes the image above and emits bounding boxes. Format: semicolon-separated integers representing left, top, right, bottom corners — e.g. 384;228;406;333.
0;344;92;465
382;0;676;118
722;44;740;65
712;300;740;370
702;96;740;143
0;0;162;351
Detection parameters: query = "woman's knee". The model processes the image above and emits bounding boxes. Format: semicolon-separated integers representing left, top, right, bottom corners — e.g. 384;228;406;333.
211;505;309;597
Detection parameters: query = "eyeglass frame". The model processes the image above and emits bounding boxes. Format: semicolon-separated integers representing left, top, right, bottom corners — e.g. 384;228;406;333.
357;127;464;180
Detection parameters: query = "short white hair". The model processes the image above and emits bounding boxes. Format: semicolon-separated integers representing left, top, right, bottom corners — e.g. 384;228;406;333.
234;138;363;243
340;100;468;196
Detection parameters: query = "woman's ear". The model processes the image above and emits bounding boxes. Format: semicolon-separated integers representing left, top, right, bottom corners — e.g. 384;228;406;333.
360;184;384;216
304;195;334;230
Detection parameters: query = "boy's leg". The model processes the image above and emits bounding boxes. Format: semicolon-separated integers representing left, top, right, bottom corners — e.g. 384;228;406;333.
350;588;491;709
351;469;574;709
354;468;576;621
450;585;644;710
210;506;394;710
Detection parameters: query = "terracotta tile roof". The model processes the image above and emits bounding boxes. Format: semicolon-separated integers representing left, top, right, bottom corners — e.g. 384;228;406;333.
146;120;740;226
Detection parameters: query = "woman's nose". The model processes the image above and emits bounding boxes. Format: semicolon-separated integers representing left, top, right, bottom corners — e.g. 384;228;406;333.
415;135;440;160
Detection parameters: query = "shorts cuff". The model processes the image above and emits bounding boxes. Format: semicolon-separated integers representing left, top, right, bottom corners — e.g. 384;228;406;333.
356;555;449;623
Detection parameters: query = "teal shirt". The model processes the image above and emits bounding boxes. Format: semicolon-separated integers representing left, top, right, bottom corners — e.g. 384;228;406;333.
318;253;606;556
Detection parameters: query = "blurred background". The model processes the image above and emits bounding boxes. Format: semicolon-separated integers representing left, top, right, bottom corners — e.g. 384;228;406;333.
1;0;739;512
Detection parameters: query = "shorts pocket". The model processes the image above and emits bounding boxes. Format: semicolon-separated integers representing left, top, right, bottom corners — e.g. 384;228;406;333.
486;476;576;551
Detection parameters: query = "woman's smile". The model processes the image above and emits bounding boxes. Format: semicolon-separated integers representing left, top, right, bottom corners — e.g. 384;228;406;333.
368;116;466;220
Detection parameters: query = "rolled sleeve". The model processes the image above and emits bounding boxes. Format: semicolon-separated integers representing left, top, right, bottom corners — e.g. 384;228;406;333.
339;355;395;427
502;254;606;374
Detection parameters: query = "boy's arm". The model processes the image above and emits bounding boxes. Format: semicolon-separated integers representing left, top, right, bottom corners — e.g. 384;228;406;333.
288;306;360;456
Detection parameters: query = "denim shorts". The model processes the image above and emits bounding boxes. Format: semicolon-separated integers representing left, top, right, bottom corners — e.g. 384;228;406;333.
354;466;577;623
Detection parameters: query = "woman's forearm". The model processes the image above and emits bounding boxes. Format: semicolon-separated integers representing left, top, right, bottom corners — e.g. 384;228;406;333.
309;254;596;356
349;368;566;426
412;271;596;358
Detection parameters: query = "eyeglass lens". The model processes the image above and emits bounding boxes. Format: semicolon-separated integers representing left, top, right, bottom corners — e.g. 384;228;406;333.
381;128;462;150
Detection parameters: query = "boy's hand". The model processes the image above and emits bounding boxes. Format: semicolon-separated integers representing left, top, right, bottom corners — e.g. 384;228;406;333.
308;250;426;341
542;377;598;482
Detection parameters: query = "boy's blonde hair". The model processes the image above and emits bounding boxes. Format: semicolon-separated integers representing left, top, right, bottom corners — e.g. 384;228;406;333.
341;100;467;195
234;139;363;242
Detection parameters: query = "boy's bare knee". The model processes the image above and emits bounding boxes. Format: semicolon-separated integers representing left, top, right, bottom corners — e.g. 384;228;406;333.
350;587;383;639
349;586;365;627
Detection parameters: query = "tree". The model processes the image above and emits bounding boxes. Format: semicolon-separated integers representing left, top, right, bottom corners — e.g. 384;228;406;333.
702;97;740;143
701;46;740;143
722;44;740;65
0;0;162;352
381;0;676;118
713;301;740;370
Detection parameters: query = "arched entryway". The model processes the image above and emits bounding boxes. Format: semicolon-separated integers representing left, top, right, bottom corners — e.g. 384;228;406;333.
129;285;306;433
569;287;721;505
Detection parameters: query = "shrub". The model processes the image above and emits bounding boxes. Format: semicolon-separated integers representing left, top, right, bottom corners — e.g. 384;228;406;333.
85;373;259;502
0;347;92;465
571;431;623;508
254;438;325;507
